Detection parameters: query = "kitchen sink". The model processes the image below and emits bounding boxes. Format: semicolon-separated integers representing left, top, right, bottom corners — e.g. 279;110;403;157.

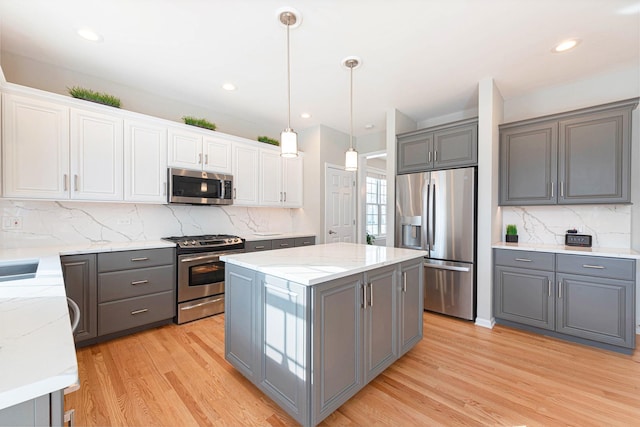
0;260;39;282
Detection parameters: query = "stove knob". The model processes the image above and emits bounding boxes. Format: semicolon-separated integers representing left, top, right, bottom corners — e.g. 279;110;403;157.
182;240;189;246
191;240;197;245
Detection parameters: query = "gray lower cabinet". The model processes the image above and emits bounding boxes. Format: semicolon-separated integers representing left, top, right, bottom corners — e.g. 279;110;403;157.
556;254;635;348
225;258;423;427
499;98;637;206
245;235;315;252
493;249;636;353
397;118;477;174
97;248;175;336
0;390;63;427
399;259;424;355
60;254;97;344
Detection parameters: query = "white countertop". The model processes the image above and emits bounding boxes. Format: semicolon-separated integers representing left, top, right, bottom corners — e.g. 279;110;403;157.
221;242;428;286
243;232;316;242
0;239;176;411
492;242;640;259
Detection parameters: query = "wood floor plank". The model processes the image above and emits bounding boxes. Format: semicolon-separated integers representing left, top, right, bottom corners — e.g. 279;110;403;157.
65;312;640;426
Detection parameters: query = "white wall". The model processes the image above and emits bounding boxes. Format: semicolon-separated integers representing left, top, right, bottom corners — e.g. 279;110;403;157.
417;107;479;129
357;130;386;154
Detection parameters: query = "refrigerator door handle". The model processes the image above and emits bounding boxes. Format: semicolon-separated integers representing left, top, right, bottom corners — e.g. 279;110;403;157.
431;183;436;249
423;176;430;251
423;262;471;273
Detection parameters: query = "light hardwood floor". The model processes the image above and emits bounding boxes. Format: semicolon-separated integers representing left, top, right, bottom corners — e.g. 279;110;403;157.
65;312;640;426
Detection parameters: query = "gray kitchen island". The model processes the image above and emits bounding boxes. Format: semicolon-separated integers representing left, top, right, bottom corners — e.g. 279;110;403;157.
221;242;427;427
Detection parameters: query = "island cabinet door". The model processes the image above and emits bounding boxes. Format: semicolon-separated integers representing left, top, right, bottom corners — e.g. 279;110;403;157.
225;265;260;381
312;274;364;426
258;274;309;425
362;264;398;383
399;259;424;355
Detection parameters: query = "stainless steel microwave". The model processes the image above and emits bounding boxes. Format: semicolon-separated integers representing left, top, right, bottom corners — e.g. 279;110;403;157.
168;168;233;205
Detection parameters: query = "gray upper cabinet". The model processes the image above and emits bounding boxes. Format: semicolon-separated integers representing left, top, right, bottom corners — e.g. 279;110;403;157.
397;118;477;174
499;99;637;206
558;108;631;204
499;121;558;205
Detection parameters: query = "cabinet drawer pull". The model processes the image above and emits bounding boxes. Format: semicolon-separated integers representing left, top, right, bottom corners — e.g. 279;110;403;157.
181;298;223;310
550;182;554;198
548;279;551;297
515;258;532;262
428;151;431;163
369;283;373;307
434;150;438;162
131;308;149;315
560;181;564;197
362;284;367;308
284;192;287;202
74;174;79;191
402;272;407;292
198;153;202;164
131;257;149;262
280;243;289;247
204;154;208;165
582;264;605;269
302;241;311;245
131;280;149;285
63;174;68;191
254;245;265;249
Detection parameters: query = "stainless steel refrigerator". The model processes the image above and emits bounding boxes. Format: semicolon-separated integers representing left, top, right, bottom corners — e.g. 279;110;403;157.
395;167;476;320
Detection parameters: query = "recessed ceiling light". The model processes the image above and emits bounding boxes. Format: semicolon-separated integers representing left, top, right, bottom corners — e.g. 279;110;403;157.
552;39;580;53
300;112;311;119
77;27;103;42
222;83;236;91
364;124;375;130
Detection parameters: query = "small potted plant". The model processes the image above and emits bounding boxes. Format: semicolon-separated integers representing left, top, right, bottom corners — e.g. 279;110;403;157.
68;86;121;108
505;224;518;243
366;233;376;245
182;116;216;131
257;136;280;146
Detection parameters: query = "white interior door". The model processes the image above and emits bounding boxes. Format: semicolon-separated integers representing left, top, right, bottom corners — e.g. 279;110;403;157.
325;165;356;243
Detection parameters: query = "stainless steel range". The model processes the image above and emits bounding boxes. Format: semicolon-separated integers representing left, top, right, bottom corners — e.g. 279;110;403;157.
162;234;244;324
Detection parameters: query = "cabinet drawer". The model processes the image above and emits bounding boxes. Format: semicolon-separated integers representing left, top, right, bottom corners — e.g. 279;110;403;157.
294;236;316;247
98;291;175;335
272;238;295;250
98;248;174;272
98;265;175;303
556;254;635;280
494;249;554;271
245;240;273;252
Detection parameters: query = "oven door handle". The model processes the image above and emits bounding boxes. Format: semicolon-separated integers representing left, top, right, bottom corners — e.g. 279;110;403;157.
179;250;243;264
180;254;221;263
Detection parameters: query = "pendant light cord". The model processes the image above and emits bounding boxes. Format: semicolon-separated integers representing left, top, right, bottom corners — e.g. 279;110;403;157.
286;19;291;130
349;63;354;150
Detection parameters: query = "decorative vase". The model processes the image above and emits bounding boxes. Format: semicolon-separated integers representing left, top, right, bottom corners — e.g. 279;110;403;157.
505;234;519;243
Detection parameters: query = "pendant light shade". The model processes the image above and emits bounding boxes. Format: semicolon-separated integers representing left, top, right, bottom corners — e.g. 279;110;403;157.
345;147;358;171
280;128;298;158
279;9;299;158
343;57;361;171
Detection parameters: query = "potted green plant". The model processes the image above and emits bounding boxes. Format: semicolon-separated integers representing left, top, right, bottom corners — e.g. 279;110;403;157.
505;224;518;243
366;233;376;245
257;136;280;146
68;86;121;108
182;116;216;131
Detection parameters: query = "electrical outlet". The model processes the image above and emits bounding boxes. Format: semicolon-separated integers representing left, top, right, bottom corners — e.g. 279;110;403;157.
2;216;22;230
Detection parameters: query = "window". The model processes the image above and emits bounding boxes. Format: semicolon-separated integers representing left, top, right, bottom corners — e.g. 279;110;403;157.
366;173;386;237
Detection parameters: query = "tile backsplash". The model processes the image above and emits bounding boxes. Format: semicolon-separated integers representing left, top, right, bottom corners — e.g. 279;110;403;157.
0;200;312;249
501;205;631;248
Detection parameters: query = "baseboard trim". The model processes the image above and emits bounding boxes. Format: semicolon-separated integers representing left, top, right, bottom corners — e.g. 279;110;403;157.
475;317;495;329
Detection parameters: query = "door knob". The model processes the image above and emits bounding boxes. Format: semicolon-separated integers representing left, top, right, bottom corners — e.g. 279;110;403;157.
328;230;337;235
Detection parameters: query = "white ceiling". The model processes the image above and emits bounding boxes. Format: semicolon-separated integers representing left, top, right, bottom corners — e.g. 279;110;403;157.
0;0;638;137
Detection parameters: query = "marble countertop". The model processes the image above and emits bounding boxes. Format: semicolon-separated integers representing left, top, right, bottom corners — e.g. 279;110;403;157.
221;242;428;286
0;239;176;411
242;232;316;242
492;242;640;259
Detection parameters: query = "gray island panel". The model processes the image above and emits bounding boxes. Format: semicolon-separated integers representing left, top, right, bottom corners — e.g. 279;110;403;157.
224;243;426;426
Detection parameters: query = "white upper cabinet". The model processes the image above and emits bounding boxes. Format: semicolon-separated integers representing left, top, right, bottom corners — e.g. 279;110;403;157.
232;142;260;206
282;155;303;208
167;127;232;174
2;93;70;199
70;108;124;201
258;148;304;208
124;119;168;203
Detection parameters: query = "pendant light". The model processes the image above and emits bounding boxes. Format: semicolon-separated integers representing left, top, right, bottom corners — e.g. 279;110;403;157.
279;9;300;158
343;56;361;171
